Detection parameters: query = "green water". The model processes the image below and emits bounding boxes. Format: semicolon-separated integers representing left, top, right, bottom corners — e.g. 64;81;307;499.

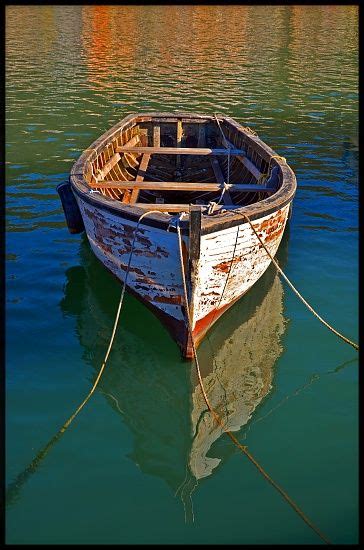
6;5;358;544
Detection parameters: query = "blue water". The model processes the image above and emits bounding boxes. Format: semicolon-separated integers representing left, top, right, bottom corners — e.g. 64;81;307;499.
6;5;358;544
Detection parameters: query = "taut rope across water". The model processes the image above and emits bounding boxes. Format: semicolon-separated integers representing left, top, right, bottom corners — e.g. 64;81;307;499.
5;210;162;507
7;204;356;544
241;211;358;351
176;218;331;545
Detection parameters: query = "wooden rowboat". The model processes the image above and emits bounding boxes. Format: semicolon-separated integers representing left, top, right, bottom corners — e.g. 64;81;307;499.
60;240;287;498
59;112;296;359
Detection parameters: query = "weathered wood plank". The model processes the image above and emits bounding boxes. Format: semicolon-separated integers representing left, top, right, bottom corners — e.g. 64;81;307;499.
91;181;274;192
78;198;186;322
96;153;121;181
124;133;141;149
137;117;211;124
135;204;193;212
153;125;160;147
189;206;202;259
95;134;141;182
115;146;246;156
132;203;263;212
223;138;262;180
192;206;289;324
129;154;151;204
237;154;261;180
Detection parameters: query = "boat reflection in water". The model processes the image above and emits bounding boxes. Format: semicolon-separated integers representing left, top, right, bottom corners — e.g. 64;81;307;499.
60;230;289;519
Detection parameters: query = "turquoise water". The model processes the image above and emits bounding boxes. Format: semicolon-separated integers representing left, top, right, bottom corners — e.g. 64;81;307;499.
6;5;358;544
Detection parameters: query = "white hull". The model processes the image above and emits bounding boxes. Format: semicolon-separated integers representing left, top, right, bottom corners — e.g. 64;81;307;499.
77;195;290;356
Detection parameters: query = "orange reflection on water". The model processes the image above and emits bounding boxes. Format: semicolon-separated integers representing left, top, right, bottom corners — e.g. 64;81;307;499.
290;5;358;51
81;6;140;89
79;5;250;91
81;6;113;87
77;4;357;101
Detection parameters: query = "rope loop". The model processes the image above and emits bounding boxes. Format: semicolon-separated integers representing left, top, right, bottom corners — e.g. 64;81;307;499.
207;201;218;215
259;154;287;187
167;211;188;231
257;172;268;185
242;126;258;136
271;154;286;164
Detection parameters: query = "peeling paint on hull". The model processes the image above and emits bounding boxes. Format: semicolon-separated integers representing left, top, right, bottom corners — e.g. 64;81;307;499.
76;195;291;359
194;206;289;323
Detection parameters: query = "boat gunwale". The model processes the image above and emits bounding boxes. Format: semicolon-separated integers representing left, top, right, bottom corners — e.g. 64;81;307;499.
70;112;297;235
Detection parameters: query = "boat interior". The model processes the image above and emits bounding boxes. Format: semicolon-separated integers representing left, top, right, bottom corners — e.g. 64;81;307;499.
85;115;281;214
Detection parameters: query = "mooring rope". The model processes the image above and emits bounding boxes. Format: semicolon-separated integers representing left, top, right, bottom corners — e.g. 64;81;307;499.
248;356;357;434
214;114;231;186
238;212;358;351
175;219;331;545
212;118;357;351
6;209;162;507
257;155;286;185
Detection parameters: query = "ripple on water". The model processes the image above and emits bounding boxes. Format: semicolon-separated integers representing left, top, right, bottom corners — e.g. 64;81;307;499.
5;4;358;545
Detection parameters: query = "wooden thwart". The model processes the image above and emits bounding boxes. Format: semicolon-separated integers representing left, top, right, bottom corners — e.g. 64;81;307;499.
135;203;199;212
115;146;246;156
91;181;274;192
133;203;247;212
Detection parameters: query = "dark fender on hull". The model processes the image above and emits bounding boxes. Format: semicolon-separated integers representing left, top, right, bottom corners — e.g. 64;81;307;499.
57;180;85;234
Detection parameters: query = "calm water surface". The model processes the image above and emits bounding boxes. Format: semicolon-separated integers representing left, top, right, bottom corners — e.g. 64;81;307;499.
6;5;358;544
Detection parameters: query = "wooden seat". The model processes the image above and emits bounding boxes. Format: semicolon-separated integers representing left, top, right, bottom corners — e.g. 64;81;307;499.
90;181;275;192
115;146;246;156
